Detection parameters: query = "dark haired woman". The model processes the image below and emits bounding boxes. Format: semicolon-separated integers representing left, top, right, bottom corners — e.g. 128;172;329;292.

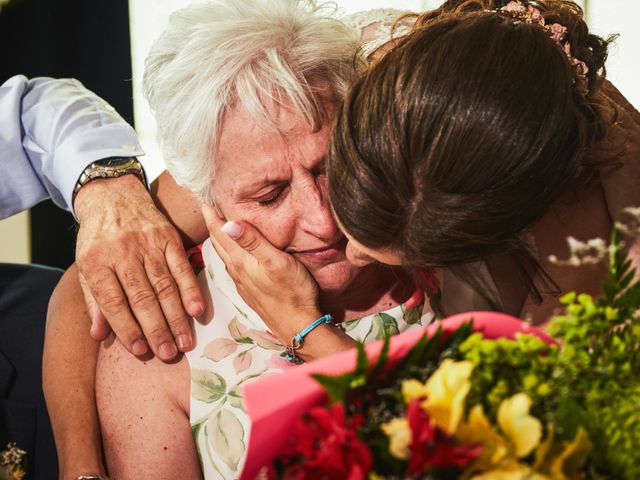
208;0;639;327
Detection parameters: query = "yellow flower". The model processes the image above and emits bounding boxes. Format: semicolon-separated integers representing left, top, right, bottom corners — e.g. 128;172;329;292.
422;359;474;434
380;417;411;460
550;428;591;478
534;425;592;480
401;378;429;402
497;393;542;458
457;404;510;474
470;464;549;480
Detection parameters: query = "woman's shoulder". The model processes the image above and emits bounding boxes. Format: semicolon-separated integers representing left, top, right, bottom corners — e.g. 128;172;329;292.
96;336;190;412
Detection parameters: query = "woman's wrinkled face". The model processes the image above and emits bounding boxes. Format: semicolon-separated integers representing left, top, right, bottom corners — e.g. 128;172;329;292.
211;100;361;294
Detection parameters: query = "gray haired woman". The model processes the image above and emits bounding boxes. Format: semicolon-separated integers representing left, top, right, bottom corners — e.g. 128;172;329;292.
90;1;433;478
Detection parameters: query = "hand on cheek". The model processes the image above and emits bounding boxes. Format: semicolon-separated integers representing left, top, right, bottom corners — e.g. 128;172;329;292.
201;204;321;342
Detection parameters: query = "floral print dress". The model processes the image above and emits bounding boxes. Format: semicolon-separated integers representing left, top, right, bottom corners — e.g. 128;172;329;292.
186;241;436;479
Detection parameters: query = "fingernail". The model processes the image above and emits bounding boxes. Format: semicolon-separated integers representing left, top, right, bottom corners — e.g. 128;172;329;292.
158;342;178;360
132;339;148;356
221;221;243;239
189;301;205;317
176;334;193;350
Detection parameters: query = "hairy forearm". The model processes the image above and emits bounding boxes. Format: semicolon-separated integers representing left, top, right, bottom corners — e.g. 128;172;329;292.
43;264;105;479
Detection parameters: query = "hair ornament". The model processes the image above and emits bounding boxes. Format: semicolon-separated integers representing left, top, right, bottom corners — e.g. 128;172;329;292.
496;1;589;95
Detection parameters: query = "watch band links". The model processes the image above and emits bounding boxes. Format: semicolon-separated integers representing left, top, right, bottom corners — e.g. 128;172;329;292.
72;157;147;204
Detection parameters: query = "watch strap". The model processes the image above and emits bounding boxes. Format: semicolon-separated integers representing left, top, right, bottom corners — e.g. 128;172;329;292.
72;157;147;203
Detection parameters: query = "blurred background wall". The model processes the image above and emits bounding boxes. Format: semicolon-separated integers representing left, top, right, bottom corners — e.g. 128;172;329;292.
0;0;637;268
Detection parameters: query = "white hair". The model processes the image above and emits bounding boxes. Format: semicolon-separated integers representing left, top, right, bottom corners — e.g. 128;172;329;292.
143;0;362;204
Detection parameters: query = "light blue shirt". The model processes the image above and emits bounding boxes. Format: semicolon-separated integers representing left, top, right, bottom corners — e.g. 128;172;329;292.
0;75;145;220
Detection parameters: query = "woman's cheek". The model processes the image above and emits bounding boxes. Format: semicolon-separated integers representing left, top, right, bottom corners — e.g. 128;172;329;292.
243;208;297;250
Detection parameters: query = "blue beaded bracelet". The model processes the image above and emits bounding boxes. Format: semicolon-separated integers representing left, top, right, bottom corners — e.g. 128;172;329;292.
284;314;333;363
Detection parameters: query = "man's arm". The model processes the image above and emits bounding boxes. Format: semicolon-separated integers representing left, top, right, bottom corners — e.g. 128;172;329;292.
74;170;209;358
0;75;145;217
73;173;204;360
1;74;205;359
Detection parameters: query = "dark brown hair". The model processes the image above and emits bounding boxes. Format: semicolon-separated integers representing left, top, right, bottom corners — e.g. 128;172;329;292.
329;0;614;274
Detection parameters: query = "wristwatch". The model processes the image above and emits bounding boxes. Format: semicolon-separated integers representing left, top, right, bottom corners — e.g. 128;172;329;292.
75;476;112;480
72;156;147;203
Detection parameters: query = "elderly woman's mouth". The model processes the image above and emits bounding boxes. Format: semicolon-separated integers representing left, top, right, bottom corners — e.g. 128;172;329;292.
289;237;348;262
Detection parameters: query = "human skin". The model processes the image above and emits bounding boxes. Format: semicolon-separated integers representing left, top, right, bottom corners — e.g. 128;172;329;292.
74;175;204;360
96;100;413;478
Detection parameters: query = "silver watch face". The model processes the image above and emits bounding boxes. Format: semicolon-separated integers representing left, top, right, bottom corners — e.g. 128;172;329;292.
94;157;137;167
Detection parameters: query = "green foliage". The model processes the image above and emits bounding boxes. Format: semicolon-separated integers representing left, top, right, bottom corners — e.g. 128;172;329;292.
311;341;371;403
546;230;640;478
585;382;640;479
459;333;560;424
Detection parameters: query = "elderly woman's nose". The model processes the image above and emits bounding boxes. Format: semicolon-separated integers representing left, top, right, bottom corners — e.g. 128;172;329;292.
297;183;335;234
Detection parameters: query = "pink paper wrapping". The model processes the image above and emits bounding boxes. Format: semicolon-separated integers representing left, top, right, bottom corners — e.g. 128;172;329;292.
240;312;553;479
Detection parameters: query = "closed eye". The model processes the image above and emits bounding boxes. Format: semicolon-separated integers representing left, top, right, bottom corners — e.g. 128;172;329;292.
257;186;288;207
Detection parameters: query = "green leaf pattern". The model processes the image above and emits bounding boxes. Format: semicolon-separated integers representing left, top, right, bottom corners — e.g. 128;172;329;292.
401;299;426;325
363;312;401;343
207;408;245;472
191;369;226;403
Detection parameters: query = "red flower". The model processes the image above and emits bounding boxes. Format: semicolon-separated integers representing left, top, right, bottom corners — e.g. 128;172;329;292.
280;403;372;480
406;399;481;475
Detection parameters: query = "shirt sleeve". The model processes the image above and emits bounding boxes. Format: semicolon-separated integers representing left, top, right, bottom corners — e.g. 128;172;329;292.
0;75;146;219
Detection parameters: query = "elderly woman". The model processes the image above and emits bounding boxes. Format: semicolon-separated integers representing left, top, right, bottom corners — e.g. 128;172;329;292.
90;1;433;478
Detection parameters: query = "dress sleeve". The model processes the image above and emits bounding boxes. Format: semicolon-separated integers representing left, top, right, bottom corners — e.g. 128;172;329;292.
0;75;145;219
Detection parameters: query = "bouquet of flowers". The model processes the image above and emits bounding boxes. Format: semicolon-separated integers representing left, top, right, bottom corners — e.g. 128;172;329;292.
246;224;640;480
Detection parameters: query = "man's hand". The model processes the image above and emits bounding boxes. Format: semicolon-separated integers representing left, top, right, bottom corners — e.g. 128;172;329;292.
74;175;204;361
